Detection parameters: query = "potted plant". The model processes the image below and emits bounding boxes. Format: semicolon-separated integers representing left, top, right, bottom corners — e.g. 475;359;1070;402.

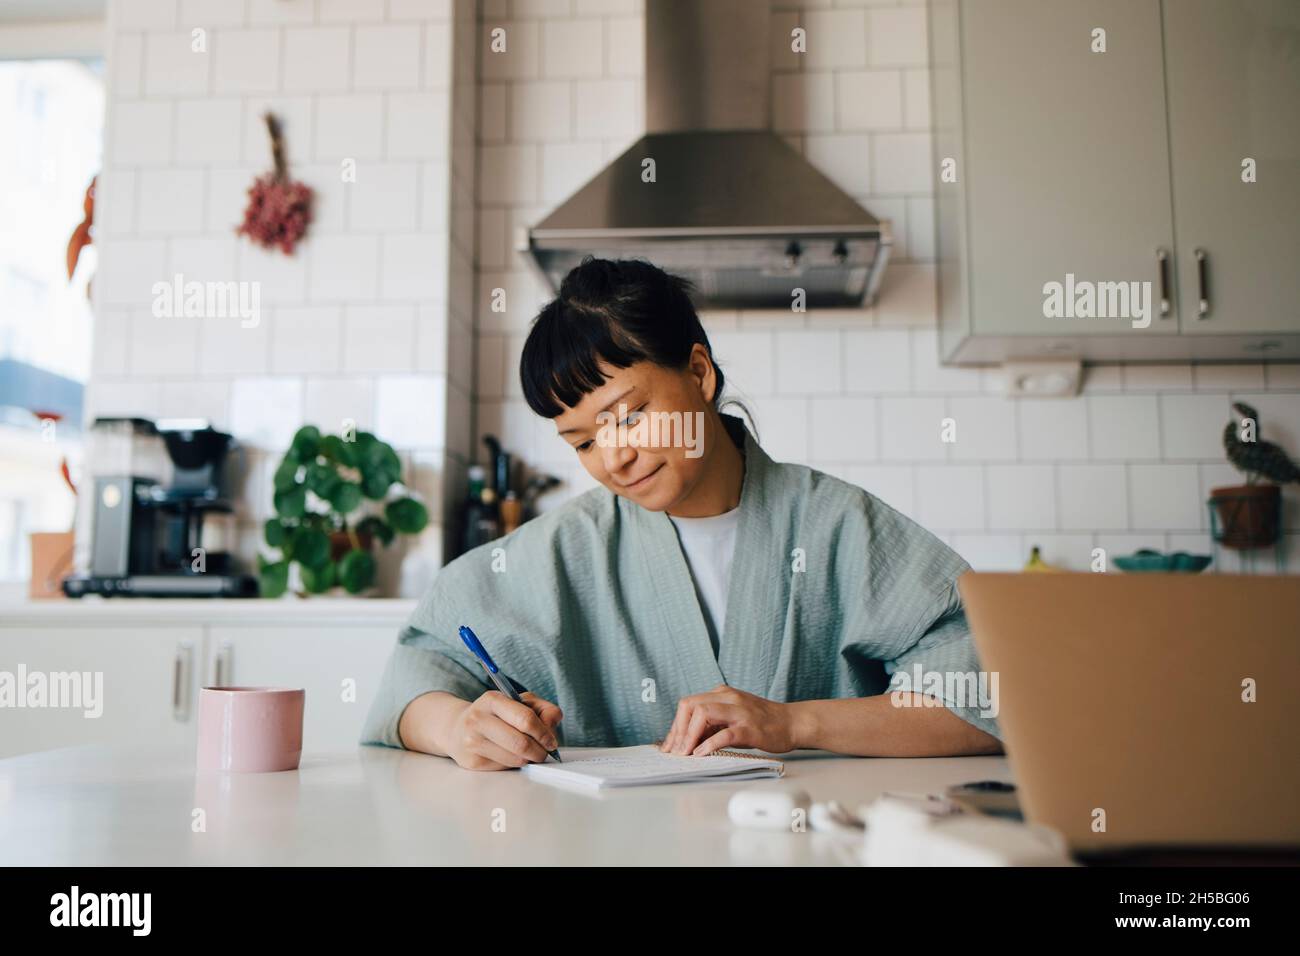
1211;401;1299;550
258;426;429;597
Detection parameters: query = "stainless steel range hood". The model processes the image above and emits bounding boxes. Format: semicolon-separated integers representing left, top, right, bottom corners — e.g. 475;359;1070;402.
520;0;891;310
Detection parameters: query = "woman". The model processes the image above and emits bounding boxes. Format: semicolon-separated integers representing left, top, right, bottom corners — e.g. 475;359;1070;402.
362;258;1003;769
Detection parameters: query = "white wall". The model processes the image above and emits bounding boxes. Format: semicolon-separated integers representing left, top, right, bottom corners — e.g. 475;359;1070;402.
471;0;643;508
87;0;475;587
0;18;106;60
470;0;1300;573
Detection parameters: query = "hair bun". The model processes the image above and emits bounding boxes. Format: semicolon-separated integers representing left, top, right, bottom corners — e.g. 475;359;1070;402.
560;254;615;302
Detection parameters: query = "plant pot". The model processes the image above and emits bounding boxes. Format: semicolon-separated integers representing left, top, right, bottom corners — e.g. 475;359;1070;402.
328;530;373;561
317;530;378;596
1209;484;1281;550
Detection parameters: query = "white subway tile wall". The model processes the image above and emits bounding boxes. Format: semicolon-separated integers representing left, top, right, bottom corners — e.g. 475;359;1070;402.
90;0;479;580
469;0;1299;573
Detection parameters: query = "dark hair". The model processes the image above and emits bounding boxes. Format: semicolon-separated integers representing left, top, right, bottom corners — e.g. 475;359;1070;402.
520;257;728;419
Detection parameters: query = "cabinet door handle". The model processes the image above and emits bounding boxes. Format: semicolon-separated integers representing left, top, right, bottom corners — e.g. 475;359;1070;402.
173;642;193;722
214;642;232;687
1156;247;1171;317
1195;248;1210;318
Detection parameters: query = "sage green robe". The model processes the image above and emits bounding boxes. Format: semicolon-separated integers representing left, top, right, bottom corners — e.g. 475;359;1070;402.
360;413;1002;750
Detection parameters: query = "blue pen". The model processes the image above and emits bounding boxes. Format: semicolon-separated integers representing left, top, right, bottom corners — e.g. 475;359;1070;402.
458;625;562;763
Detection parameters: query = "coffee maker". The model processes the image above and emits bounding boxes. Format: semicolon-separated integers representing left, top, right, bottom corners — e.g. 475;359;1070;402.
63;418;257;598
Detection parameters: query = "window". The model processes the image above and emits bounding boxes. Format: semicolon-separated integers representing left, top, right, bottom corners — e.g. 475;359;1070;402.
0;57;103;584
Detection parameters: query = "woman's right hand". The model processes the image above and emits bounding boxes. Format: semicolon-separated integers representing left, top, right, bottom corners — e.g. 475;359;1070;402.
446;690;563;771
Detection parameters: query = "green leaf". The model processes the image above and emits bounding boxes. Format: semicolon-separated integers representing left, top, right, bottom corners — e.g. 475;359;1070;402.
320;435;358;467
300;560;337;594
353;433;376;467
293;528;331;569
258;560;289;599
385;497;429;535
328;480;362;515
306;463;341;502
264;518;287;548
273;485;306;519
301;512;329;531
356;515;395;547
377;442;401;478
290;425;321;461
280;525;298;560
361;469;393;500
338;548;376;594
273;457;300;493
357;433;401;481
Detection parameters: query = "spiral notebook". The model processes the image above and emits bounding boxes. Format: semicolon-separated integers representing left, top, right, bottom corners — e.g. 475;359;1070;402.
520;744;785;790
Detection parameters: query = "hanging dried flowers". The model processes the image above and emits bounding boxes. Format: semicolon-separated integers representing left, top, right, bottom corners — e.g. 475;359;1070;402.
237;112;314;255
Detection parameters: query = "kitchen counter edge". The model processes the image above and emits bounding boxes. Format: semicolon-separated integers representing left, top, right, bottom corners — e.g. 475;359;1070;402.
0;597;419;627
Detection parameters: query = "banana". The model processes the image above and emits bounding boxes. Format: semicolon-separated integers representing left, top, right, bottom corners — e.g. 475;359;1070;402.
1023;545;1065;573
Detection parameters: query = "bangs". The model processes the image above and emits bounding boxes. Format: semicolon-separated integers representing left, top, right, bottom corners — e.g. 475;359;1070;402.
519;300;649;418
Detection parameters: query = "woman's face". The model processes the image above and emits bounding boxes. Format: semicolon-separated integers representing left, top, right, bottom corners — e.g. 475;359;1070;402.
553;345;720;512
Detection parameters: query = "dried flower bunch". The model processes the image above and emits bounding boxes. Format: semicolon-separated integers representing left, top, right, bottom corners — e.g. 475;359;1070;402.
237;113;313;254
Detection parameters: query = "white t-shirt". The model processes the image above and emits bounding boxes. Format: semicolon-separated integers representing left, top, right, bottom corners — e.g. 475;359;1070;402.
667;505;742;659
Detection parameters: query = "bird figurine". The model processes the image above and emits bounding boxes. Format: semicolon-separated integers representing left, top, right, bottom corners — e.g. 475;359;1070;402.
1223;401;1300;485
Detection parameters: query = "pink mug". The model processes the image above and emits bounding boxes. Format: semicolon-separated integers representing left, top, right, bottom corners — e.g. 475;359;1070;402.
196;687;305;773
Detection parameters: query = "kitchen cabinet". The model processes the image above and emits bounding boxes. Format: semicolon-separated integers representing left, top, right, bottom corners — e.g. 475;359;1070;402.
1164;0;1300;338
929;0;1300;364
0;626;202;758
0;600;414;759
954;0;1175;340
205;626;396;754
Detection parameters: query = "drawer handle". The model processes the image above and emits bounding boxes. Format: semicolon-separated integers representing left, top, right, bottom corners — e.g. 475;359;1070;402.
1156;247;1171;317
173;642;193;722
214;642;232;687
1195;248;1210;318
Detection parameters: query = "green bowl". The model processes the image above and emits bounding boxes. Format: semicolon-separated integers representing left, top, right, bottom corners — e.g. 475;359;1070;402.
1113;549;1212;573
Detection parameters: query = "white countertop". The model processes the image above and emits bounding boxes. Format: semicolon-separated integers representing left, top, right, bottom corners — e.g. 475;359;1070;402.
0;597;418;627
0;744;1012;865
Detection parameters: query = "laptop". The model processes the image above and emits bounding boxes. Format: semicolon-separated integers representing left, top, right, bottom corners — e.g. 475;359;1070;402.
958;572;1300;853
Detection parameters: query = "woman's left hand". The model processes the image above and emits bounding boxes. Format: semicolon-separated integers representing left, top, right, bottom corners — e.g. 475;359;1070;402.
659;684;798;756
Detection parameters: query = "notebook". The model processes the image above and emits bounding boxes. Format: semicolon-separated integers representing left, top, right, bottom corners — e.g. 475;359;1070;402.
520;744;785;790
